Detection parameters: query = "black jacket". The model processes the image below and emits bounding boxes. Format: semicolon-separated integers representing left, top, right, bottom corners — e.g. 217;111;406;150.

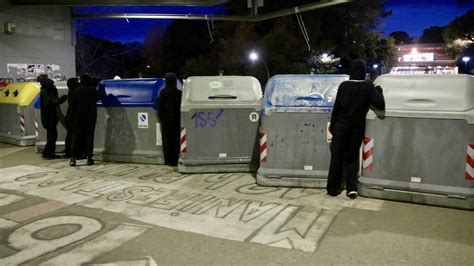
330;80;385;130
40;79;67;128
330;59;385;131
158;87;182;122
70;84;99;128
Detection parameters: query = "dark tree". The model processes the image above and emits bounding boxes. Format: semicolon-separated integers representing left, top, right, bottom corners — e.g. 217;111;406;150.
144;20;214;78
389;31;412;45
419;26;445;44
76;35;145;79
153;0;397;84
443;9;474;57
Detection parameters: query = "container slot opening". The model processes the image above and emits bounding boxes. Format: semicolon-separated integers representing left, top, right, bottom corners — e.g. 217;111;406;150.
209;95;237;100
295;96;323;101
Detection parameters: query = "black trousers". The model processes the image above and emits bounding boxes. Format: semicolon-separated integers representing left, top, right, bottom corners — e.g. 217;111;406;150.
43;125;58;157
72;124;95;158
64;123;72;155
326;123;364;194
161;119;180;166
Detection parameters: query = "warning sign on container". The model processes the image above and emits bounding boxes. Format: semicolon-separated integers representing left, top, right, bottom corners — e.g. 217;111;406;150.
138;112;149;129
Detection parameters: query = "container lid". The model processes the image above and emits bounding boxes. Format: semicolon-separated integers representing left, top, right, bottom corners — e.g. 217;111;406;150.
0;82;40;106
183;76;262;103
263;74;349;111
98;78;165;109
375;74;474;112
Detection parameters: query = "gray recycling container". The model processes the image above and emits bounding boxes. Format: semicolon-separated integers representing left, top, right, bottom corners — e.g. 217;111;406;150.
34;82;69;153
256;74;349;188
178;76;262;173
94;78;166;164
0;82;40;146
359;74;474;210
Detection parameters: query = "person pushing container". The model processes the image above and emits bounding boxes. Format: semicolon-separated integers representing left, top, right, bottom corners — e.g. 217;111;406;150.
38;75;67;159
326;59;385;199
63;77;79;158
69;74;105;166
158;73;182;166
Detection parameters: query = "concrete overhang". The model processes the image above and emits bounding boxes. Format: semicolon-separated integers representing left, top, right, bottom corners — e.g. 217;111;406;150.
10;0;229;6
71;0;351;22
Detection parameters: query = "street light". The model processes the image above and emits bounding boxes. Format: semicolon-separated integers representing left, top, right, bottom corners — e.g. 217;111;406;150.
249;51;270;80
462;56;470;72
373;64;379;69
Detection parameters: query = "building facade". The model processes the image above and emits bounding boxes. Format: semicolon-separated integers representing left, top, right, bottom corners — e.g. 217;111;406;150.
391;43;457;75
0;4;75;84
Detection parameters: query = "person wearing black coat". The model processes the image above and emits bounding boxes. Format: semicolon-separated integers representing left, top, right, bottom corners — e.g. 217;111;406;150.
64;78;80;158
39;77;67;159
69;74;104;166
158;73;182;166
326;59;385;199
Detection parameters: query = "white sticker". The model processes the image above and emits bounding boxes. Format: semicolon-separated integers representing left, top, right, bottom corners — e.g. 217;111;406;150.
156;123;162;146
327;122;333;143
249;112;260;123
219;153;227;158
209;81;223;89
304;165;313;171
410;177;421;183
138;112;149;129
17;106;20;114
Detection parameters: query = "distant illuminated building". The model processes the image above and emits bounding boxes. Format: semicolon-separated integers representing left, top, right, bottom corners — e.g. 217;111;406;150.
390;43;458;75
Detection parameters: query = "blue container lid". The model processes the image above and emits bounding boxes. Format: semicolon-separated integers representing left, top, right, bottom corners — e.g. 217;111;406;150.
263;74;349;112
98;78;165;109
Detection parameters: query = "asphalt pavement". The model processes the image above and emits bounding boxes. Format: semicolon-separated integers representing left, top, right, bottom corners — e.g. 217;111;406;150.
0;143;472;265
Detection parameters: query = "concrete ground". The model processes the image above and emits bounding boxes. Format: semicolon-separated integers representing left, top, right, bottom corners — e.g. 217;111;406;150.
0;142;473;265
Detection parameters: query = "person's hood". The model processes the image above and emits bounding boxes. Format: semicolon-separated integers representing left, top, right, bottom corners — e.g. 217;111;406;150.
80;74;94;87
349;59;367;81
67;78;79;91
40;78;54;90
165;72;178;89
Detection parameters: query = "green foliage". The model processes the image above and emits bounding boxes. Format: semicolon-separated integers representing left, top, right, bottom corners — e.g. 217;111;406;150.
419;26;445;44
443;9;474;58
181;22;258;78
389;31;412;45
144;0;398;83
76;35;145;79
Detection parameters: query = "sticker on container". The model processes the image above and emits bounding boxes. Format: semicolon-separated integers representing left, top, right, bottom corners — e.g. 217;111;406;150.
156;123;162;146
219;153;227;158
138;112;149;129
327;122;333;143
17;106;20;114
410;176;421;183
249;112;260;123
304;165;313;171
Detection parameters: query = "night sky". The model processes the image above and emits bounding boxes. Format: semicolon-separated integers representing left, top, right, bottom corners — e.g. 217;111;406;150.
382;0;474;36
75;5;226;43
75;1;474;43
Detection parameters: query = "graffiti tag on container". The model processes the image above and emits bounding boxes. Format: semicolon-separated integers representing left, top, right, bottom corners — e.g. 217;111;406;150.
191;109;224;128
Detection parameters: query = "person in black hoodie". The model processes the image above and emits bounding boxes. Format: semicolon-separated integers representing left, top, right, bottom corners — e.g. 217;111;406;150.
327;59;385;199
63;78;80;158
69;74;104;166
39;77;67;159
158;73;182;166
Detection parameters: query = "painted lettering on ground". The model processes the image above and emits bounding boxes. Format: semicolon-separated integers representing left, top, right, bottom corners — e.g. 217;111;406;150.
0;214;149;265
0;165;382;252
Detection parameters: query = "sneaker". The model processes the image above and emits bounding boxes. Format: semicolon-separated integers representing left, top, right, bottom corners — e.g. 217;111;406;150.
44;154;60;160
69;158;76;167
327;190;340;197
87;158;94;165
346;191;358;199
